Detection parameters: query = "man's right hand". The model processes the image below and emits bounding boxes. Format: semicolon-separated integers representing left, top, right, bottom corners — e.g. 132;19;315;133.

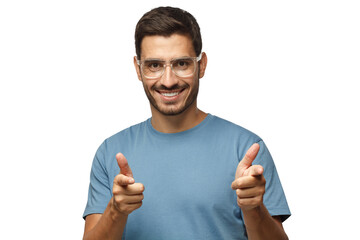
112;153;144;216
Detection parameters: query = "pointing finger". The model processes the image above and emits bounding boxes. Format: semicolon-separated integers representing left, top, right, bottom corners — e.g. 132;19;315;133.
238;143;260;169
116;153;133;178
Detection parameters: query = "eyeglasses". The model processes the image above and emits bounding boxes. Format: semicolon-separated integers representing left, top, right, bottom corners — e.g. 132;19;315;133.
136;53;202;79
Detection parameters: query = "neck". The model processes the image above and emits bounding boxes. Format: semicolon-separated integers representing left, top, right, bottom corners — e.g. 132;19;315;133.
150;102;207;133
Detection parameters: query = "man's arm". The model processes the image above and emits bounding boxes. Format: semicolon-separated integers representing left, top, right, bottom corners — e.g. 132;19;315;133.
242;205;288;240
83;201;128;240
83;153;144;240
232;143;288;240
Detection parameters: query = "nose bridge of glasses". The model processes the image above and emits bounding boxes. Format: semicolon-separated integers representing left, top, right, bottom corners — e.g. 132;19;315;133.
162;61;175;76
162;62;175;80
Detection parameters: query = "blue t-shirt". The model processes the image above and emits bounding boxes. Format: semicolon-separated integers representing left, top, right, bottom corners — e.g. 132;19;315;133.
83;114;290;239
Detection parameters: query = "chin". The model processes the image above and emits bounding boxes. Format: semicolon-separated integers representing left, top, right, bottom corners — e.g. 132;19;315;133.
154;104;188;116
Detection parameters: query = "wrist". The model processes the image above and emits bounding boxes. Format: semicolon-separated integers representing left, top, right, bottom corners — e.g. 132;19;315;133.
241;204;266;229
241;204;262;216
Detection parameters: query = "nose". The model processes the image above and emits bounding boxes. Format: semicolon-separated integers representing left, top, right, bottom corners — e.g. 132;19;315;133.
160;64;179;88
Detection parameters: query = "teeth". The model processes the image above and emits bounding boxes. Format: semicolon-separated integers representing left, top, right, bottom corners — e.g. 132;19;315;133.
161;92;179;97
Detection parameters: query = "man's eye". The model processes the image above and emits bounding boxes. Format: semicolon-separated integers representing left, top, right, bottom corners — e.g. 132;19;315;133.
147;62;162;69
150;63;159;68
173;59;192;69
178;61;187;66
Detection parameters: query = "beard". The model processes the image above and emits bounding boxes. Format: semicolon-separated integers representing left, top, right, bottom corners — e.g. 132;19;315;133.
142;78;200;116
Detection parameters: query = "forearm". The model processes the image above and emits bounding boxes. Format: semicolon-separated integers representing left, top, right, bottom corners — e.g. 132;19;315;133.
83;198;128;240
242;203;288;240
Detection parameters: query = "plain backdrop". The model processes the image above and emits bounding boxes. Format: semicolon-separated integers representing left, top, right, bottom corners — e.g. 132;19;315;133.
1;0;359;239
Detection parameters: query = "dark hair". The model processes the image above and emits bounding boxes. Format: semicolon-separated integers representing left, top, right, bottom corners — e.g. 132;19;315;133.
135;6;202;59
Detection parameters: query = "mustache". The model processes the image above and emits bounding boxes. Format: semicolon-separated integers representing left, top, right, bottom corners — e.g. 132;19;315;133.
152;84;188;91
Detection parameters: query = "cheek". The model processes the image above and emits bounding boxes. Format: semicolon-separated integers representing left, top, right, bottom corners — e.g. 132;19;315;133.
182;75;198;88
143;80;157;90
189;77;199;90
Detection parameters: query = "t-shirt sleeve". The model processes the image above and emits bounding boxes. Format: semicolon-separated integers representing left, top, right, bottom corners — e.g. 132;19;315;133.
83;141;112;219
254;140;291;222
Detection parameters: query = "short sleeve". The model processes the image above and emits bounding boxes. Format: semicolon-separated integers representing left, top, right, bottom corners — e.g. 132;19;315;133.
83;141;112;219
254;140;291;222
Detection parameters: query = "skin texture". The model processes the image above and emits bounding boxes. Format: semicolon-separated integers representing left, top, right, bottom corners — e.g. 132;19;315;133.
83;34;288;239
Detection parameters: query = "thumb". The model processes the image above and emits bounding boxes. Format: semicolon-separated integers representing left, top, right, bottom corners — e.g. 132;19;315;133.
235;143;260;178
116;153;133;178
244;165;264;177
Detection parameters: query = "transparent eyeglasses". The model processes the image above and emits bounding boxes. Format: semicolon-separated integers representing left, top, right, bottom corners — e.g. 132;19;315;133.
136;53;202;79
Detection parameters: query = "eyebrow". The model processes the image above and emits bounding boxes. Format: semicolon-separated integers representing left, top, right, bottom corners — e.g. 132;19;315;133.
143;58;164;62
143;56;194;61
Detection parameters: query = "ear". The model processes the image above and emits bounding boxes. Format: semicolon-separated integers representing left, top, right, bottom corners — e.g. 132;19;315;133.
133;56;142;81
199;52;207;79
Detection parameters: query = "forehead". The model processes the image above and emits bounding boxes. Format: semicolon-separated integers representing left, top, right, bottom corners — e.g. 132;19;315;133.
140;34;196;59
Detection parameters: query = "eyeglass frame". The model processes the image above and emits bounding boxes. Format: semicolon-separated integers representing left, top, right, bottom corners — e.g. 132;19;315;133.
136;53;203;79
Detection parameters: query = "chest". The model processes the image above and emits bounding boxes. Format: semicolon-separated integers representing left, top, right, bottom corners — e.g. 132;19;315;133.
122;143;237;210
109;133;247;239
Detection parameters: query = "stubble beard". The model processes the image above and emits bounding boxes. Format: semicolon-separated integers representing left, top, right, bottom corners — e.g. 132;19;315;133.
142;78;200;116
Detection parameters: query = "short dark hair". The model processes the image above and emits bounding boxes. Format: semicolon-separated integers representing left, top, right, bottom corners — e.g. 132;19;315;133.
135;6;202;59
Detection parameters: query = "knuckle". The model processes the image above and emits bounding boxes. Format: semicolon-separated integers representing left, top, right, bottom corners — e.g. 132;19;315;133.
137;183;145;192
114;175;125;185
231;181;237;189
115;195;124;203
260;187;265;195
113;186;125;196
113;176;120;185
237;198;245;207
236;178;244;188
252;196;262;206
255;187;265;196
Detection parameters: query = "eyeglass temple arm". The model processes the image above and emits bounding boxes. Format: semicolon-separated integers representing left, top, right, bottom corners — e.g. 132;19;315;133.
196;53;202;62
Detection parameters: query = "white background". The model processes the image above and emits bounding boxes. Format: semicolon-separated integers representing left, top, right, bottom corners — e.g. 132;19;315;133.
1;0;359;239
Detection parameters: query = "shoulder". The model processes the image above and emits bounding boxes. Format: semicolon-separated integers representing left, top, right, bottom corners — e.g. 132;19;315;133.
209;114;262;142
106;119;148;144
91;119;150;173
95;119;149;158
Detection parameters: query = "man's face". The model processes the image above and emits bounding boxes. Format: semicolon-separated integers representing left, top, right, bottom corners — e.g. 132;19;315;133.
134;34;206;116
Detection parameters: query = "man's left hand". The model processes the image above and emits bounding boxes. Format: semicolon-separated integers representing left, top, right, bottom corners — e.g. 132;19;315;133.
231;143;266;211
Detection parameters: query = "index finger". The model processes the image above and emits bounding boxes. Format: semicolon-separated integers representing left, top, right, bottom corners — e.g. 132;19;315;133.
238;143;260;169
116;153;133;178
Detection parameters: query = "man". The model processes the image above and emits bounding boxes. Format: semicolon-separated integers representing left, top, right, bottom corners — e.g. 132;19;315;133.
83;6;290;240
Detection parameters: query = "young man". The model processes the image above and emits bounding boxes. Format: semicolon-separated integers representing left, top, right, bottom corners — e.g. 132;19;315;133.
83;7;290;240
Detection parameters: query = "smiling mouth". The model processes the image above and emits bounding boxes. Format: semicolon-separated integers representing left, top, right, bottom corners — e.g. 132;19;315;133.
161;92;180;97
157;88;185;97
